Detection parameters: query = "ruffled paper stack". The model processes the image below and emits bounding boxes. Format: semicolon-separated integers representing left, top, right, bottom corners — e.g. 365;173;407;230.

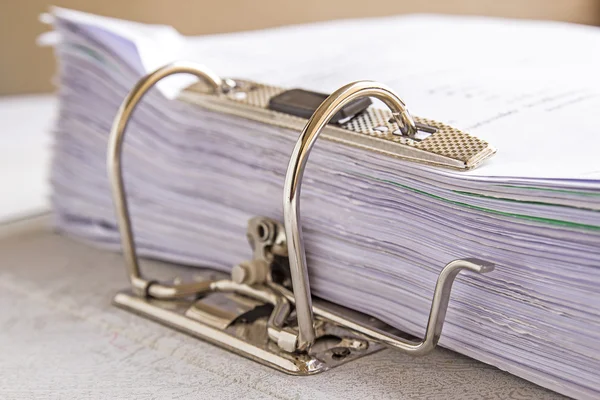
45;9;600;399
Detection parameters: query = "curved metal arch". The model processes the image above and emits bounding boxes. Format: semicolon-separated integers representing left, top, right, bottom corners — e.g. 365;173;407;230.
108;61;223;299
283;80;494;352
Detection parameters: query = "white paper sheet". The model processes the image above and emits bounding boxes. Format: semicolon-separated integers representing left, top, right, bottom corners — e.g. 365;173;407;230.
44;9;600;180
0;95;55;222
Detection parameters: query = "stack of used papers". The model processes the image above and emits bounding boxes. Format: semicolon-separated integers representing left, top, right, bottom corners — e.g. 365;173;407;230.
43;8;600;399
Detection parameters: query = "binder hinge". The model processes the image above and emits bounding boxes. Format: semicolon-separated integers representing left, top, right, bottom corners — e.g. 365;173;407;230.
110;62;495;375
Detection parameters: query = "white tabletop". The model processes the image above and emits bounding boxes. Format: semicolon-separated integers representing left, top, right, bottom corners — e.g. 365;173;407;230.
0;95;55;222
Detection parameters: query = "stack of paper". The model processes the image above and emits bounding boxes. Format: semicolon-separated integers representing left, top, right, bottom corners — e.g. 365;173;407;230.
44;8;600;399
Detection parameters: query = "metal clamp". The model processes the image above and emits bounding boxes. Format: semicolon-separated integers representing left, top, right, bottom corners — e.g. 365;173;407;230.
283;80;495;352
108;64;495;374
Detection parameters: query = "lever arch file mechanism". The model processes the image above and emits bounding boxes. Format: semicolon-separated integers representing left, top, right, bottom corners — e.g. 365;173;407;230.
109;62;496;374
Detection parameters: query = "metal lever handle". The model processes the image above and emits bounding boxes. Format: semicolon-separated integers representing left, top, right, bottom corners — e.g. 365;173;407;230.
108;61;223;298
283;80;494;352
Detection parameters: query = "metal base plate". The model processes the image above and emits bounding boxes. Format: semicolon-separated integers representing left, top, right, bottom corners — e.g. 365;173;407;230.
113;290;385;375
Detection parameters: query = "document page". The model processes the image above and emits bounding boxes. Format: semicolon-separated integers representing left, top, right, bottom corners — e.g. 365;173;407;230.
179;15;600;180
0;96;54;222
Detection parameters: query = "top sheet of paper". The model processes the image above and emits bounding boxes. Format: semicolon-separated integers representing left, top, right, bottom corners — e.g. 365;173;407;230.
49;8;600;182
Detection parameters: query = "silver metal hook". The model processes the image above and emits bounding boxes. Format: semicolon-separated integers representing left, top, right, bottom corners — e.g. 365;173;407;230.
107;61;223;299
283;80;494;352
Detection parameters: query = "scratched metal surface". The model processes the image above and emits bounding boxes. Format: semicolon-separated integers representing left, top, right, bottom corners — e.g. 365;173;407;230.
0;216;566;400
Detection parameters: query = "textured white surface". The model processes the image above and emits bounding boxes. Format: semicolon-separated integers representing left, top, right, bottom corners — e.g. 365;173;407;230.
0;218;565;399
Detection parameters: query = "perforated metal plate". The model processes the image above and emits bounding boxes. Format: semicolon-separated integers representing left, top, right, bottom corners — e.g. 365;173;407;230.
181;79;495;170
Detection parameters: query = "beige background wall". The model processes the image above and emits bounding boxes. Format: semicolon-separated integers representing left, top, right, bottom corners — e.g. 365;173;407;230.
1;0;600;95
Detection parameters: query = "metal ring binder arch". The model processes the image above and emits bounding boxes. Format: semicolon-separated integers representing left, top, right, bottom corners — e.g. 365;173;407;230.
108;62;496;372
107;61;224;299
283;80;496;352
108;62;315;356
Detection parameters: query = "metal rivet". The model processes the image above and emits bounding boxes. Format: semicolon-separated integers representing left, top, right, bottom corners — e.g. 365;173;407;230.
331;347;351;360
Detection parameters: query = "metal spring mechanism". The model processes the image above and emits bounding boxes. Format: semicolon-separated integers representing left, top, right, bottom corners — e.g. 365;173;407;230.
109;62;495;373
